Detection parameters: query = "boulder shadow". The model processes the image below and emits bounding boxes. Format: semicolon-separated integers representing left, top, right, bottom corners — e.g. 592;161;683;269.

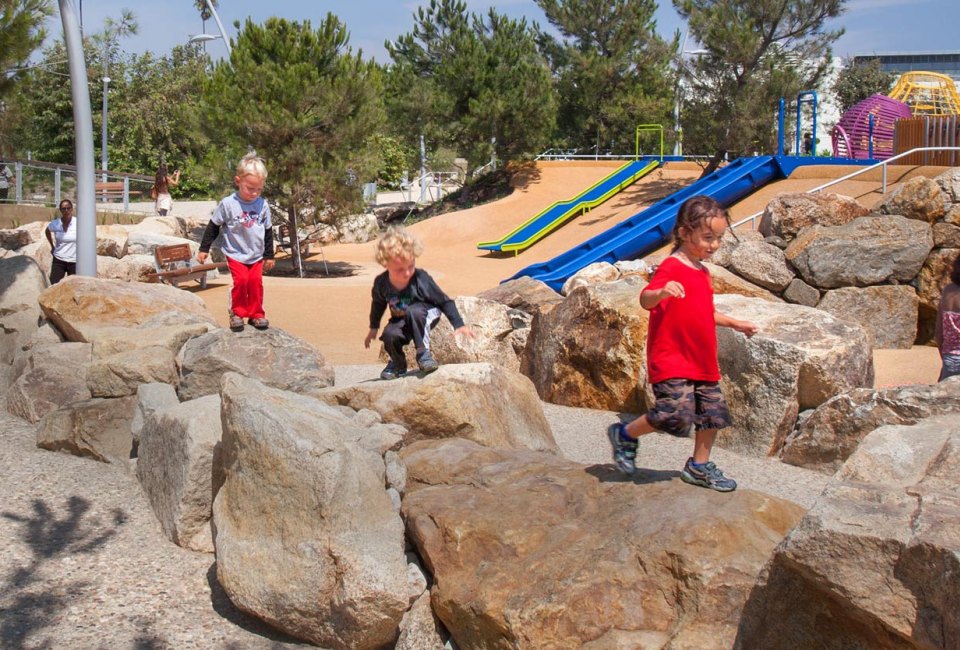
205;562;309;645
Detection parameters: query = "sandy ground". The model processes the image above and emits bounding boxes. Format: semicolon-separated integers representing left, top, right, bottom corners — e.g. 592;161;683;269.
189;160;945;384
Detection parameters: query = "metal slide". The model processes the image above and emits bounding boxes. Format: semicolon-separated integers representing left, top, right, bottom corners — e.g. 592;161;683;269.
477;158;660;254
507;155;783;291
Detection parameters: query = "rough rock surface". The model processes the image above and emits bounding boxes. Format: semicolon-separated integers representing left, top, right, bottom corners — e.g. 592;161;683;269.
401;438;804;649
315;363;557;453
213;374;409;649
816;285;919;349
736;414;960;649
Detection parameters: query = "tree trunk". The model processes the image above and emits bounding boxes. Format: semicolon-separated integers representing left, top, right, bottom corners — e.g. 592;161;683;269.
699;149;728;179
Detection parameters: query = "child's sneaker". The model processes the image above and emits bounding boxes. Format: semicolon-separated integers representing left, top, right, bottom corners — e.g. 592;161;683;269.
229;314;244;332
380;360;407;380
680;458;737;492
416;350;439;374
250;317;269;330
607;422;638;475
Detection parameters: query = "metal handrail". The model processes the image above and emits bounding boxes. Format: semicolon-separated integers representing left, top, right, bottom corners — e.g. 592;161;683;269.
731;146;960;230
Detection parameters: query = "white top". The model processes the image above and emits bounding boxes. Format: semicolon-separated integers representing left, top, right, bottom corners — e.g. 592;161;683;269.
0;165;12;189
48;217;77;263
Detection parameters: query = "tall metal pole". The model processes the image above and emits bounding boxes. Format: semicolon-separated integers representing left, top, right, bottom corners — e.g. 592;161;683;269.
101;74;110;186
205;0;232;56
59;0;96;277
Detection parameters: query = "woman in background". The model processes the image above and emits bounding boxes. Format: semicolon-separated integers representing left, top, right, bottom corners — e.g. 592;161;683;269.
153;163;181;216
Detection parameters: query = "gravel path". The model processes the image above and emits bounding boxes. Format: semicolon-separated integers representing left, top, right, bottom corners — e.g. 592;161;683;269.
0;365;831;648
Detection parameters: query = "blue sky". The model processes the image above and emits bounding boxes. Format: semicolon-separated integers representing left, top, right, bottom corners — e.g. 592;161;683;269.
51;0;958;63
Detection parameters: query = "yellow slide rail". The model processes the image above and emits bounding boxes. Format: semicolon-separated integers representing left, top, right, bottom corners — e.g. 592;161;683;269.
478;158;660;254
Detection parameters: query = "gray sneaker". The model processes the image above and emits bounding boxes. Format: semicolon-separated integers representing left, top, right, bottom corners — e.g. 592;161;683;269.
607;423;638;475
680;458;737;492
417;350;439;374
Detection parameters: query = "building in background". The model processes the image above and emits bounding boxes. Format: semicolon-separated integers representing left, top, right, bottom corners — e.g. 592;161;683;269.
852;51;960;86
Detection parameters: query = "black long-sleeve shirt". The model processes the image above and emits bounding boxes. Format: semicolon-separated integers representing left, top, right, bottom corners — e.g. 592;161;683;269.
369;268;464;330
199;221;274;259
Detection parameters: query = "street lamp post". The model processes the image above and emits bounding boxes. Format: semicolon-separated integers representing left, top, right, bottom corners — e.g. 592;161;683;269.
673;37;709;157
192;1;232;56
101;74;110;193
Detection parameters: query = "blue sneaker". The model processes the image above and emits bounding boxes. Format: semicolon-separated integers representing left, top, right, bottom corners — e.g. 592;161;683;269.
680;458;737;492
607;423;638;475
416;350;439;374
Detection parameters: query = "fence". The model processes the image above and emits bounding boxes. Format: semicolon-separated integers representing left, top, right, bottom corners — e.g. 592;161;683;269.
0;158;155;213
894;116;960;166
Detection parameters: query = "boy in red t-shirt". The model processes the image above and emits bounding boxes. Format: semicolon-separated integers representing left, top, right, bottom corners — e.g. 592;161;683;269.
607;196;758;491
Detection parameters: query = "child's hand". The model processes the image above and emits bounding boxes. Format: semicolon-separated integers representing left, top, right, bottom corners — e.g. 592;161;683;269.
197;251;208;264
661;281;685;300
263;259;275;272
735;320;759;338
364;328;378;348
455;325;476;339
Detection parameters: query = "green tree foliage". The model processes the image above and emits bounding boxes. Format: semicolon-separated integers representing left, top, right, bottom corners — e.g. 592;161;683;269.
535;0;675;154
386;0;556;173
0;0;52;98
832;58;894;113
676;0;844;162
202;15;384;225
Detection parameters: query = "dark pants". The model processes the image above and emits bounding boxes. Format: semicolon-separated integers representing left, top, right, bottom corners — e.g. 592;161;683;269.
50;257;76;284
0;187;8;201
380;302;440;366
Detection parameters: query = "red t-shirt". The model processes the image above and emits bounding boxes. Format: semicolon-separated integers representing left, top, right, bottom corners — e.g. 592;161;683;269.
643;256;719;383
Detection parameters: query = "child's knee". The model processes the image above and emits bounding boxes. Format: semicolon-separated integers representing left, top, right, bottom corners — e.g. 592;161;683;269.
649;410;694;437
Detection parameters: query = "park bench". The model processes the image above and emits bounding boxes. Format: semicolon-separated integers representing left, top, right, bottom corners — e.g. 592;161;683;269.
95;181;142;200
146;243;225;289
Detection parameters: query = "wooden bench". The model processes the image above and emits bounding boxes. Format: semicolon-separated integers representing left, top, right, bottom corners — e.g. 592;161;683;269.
95;181;142;200
146;243;225;289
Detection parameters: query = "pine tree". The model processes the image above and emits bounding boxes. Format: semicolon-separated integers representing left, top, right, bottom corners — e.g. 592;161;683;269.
386;0;556;173
203;15;384;235
675;0;844;166
535;0;675;154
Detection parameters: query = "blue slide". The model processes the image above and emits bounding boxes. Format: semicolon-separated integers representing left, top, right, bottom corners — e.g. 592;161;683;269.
507;156;784;291
477;158;660;253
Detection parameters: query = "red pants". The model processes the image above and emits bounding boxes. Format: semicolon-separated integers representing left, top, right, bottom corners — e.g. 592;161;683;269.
226;257;265;319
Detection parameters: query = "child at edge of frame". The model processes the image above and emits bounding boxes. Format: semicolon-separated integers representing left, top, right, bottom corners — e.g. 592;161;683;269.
365;225;475;380
197;152;275;332
607;195;759;492
935;251;960;382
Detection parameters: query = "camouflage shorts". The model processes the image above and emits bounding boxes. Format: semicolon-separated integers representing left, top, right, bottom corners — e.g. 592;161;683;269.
646;378;731;437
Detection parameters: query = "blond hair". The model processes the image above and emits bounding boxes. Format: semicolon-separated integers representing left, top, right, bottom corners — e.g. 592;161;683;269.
375;226;423;266
236;151;268;180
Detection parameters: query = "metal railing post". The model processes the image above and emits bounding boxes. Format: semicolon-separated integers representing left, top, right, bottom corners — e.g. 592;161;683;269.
15;161;23;202
123;175;130;212
55;167;62;205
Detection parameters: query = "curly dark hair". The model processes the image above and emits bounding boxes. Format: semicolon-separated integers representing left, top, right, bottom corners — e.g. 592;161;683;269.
670;195;730;252
952;251;960;285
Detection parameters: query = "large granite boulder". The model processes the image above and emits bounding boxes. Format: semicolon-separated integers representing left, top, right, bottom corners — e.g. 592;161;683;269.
176;327;334;401
36;395;137;464
727;240;795;292
136;393;223;552
784;215;933;288
816;285;919;349
95;224;129;258
476;276;563;315
936;167;960;202
521;278;649;412
315;363;557;453
758;191;869;241
933;222;960;248
401;438;804;649
213;374;409;649
877;175;948;223
87;316;213;359
715;295;874;457
6;342;93;422
780;376;960;473
125;232;197;257
0;256;45;364
915;246;959;312
96;254;157;283
736;414;960;649
424;297;530;373
38;276;216;342
560;261;620;295
705;262;782;302
86;345;178;397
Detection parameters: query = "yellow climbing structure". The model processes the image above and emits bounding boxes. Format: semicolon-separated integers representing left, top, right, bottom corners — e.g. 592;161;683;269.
889;72;960;116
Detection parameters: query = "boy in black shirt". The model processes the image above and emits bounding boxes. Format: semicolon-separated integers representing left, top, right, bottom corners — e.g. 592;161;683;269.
365;226;474;379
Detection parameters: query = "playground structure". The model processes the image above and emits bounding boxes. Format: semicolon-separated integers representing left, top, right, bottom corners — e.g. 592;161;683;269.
831;94;912;160
889;72;960;116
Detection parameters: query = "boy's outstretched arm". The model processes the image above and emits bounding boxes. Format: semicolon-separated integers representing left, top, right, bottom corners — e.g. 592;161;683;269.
715;311;758;337
196;221;221;263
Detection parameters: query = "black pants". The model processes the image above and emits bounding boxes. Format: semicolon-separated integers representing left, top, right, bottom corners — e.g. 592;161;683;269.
0;187;8;201
380;302;440;365
50;257;76;284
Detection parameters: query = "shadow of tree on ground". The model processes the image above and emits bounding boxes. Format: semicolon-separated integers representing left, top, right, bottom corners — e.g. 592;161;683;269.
1;496;126;648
